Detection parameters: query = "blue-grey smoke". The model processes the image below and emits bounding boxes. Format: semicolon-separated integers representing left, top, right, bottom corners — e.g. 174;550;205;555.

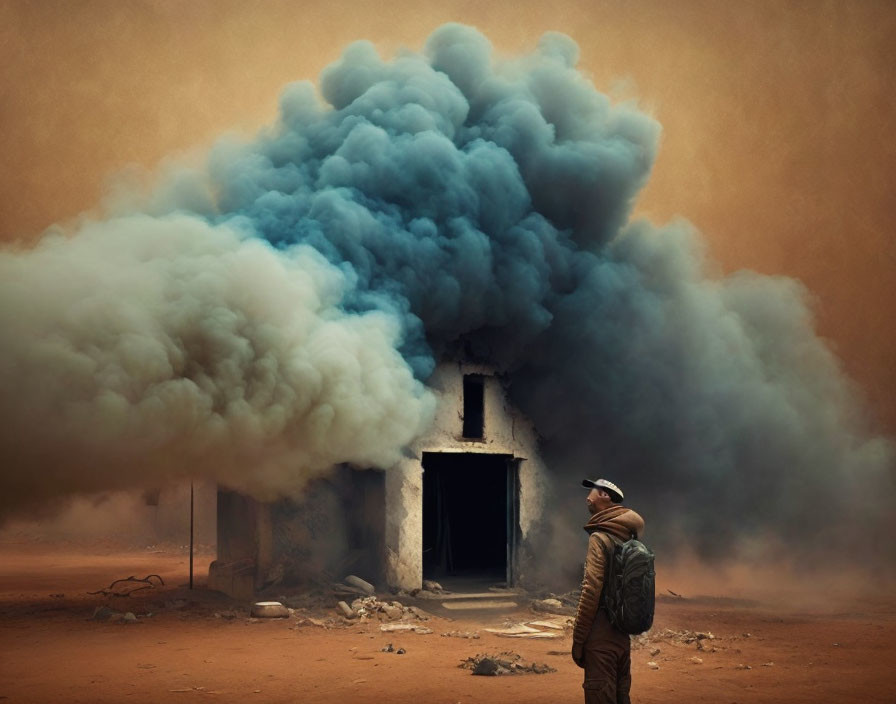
161;24;890;558
2;24;892;567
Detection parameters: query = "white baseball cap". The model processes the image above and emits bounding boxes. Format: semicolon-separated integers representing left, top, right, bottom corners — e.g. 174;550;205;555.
581;478;623;503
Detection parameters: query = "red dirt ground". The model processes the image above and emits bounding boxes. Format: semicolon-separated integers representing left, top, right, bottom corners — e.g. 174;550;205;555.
0;541;893;703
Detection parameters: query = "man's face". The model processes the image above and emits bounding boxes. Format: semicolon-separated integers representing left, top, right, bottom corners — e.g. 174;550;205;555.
585;488;609;515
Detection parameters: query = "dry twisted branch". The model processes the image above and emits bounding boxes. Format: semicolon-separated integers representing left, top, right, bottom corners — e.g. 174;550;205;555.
88;574;165;597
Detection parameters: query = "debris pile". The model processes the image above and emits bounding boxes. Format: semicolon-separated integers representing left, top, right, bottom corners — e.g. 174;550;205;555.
441;630;480;639
346;596;432;623
399;579;450;600
91;606;142;623
483;617;570;640
460;652;556;676
530;590;579;615
632;628;718;652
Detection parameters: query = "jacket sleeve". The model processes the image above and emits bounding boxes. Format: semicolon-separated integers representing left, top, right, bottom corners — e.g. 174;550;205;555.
572;532;608;646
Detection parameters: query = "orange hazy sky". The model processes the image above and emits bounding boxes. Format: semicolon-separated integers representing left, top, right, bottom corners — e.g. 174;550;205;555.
2;0;894;430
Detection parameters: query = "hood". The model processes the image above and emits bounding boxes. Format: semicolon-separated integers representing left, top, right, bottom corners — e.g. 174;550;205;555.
584;505;645;540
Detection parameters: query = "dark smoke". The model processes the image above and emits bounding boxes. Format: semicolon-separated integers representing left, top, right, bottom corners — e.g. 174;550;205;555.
1;24;893;568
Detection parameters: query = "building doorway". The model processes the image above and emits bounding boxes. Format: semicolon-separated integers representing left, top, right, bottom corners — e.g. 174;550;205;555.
422;452;519;588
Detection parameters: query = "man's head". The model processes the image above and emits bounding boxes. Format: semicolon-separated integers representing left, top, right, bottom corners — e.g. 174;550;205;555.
581;478;623;515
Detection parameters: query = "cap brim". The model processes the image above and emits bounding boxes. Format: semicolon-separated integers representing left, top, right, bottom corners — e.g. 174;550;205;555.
582;479;597;489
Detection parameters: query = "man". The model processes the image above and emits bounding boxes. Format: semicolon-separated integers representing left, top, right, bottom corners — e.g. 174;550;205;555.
572;478;645;704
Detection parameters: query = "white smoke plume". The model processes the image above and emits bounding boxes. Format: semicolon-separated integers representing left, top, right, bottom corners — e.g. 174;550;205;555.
0;214;433;517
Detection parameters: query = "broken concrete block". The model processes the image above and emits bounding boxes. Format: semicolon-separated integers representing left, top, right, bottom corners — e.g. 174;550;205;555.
250;601;289;618
344;575;375;596
337;601;356;619
382;604;403;620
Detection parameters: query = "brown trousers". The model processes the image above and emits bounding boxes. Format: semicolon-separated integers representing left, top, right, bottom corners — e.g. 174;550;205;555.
582;609;631;704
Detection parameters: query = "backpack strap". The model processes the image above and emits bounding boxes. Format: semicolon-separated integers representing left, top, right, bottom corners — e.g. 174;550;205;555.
591;530;619;559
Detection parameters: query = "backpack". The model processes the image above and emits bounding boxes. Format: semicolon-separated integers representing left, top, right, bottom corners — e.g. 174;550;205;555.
597;532;655;635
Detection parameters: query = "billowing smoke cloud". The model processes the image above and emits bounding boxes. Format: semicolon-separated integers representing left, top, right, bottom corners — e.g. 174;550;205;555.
1;24;892;565
0;214;433;515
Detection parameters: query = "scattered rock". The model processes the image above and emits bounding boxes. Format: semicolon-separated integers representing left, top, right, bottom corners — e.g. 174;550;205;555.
382;604;403;620
649;647;661;657
422;580;444;593
123;612;138;623
396;648;406;655
381;643;394;653
690;656;703;665
647;662;660;670
735;664;752;670
92;606;115;622
762;662;774;667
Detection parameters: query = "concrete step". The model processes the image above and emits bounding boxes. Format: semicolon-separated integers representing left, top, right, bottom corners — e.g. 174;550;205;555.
441;598;519;610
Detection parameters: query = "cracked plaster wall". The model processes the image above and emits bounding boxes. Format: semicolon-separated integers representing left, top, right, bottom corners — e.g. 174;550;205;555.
385;361;548;591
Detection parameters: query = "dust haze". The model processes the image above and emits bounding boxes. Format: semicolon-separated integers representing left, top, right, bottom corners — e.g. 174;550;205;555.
0;5;894;586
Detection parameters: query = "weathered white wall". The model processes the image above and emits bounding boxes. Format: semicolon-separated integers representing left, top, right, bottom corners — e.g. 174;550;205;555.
384;361;548;590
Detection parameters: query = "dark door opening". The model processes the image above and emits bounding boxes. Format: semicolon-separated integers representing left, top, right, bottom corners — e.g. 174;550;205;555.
422;452;518;586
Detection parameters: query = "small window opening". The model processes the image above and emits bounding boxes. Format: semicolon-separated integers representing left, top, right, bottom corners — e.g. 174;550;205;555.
462;374;484;439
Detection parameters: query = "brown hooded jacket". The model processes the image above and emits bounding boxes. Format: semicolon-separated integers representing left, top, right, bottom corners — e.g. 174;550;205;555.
572;505;645;646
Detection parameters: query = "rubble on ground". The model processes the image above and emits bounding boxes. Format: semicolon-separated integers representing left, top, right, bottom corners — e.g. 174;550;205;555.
442;630;480;639
345;596;431;623
484;624;562;640
460;652;556;676
399;579;450;600
482;616;571;639
380;643;406;654
530;590;579;615
90;606;142;623
379;623;433;634
632;628;717;649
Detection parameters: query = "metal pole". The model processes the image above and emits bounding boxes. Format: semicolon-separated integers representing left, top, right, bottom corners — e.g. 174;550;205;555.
189;482;194;590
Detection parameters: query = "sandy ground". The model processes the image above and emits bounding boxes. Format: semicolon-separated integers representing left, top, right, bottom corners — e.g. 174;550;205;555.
0;541;894;703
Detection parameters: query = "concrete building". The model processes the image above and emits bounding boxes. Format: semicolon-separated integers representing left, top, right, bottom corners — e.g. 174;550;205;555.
208;361;548;600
